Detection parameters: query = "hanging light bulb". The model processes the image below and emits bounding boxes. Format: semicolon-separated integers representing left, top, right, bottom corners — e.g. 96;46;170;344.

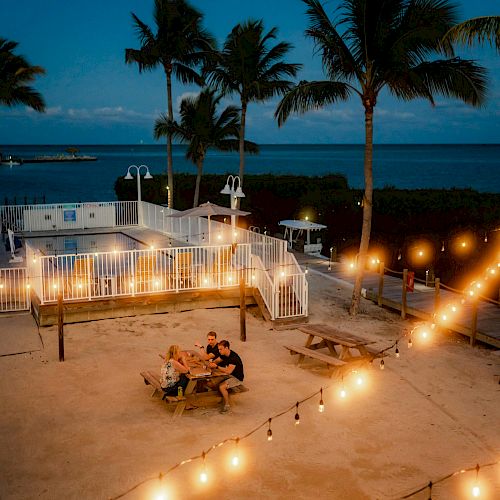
472;464;481;497
395;343;400;358
305;265;309;274
380;359;385;370
408;336;413;348
231;438;240;467
318;388;325;412
340;377;347;398
267;418;273;441
294;402;300;425
199;452;208;483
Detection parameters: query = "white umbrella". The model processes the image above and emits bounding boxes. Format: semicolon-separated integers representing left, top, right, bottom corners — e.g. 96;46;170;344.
168;202;250;243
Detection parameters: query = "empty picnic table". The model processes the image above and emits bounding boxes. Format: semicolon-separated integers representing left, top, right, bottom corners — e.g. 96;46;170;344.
285;324;381;377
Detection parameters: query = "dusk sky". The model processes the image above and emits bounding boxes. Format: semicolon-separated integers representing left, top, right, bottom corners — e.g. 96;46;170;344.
1;0;499;145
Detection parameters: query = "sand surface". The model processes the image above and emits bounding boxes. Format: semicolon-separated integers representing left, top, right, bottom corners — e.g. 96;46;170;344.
0;272;499;500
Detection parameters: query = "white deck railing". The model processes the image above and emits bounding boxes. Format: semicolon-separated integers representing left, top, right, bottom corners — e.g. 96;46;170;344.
2;200;308;319
25;242;250;304
0;267;30;312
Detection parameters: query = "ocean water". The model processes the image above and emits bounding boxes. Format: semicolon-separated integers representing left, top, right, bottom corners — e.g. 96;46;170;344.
0;144;499;204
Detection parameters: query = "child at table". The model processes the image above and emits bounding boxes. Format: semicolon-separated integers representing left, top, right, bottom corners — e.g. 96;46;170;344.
160;344;190;397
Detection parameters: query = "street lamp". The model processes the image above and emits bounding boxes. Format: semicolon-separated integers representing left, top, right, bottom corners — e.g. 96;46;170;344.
221;175;245;240
124;164;153;224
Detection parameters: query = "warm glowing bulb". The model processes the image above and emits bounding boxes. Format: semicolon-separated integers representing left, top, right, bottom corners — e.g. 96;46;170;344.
53;283;57;289
267;429;273;441
408;337;413;348
469;290;475;296
32;258;37;263
356;376;363;386
217;234;222;240
295;413;300;425
113;248;118;253
490;268;496;275
472;485;480;497
200;471;208;483
0;283;3;289
204;278;208;284
380;359;385;370
349;262;354;269
78;283;82;289
441;314;447;321
281;271;285;277
476;282;481;289
251;275;255;280
418;250;423;257
319;401;325;412
421;331;428;339
26;284;31;289
340;388;346;398
461;241;466;247
231;455;239;467
451;305;457;312
155;281;160;287
150;245;154;250
395;347;400;358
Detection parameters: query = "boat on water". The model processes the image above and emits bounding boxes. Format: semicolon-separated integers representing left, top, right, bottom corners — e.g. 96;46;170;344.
0;155;23;166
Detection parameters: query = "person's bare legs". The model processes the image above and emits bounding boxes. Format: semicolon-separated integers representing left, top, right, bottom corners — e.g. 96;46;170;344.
218;380;230;409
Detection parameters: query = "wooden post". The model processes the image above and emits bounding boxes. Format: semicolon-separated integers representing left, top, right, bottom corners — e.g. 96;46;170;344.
377;261;385;307
434;278;441;314
401;269;408;319
470;299;478;347
57;290;64;362
239;270;246;342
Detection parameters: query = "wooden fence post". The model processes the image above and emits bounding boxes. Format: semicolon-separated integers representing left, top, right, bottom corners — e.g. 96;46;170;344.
239;270;246;342
401;269;408;319
470;299;478;347
434;278;440;314
58;290;64;362
378;261;384;307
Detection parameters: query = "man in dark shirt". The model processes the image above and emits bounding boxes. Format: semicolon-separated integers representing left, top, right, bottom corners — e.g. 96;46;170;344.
208;339;244;413
195;331;219;361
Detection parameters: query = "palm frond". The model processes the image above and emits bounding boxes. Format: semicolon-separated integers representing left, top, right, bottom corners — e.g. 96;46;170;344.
444;16;500;52
275;80;352;126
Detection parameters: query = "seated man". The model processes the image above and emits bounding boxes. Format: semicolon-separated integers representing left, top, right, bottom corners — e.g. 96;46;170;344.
208;339;244;413
194;331;219;362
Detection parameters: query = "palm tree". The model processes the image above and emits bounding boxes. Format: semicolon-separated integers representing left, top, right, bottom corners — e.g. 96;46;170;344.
0;38;45;112
154;88;258;207
205;20;300;193
444;16;500;51
276;0;487;315
125;0;215;208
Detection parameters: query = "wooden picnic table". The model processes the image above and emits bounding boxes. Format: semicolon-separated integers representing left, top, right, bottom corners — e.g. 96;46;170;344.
285;324;380;377
142;349;248;418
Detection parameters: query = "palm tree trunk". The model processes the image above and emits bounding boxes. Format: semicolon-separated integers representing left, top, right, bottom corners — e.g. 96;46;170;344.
166;69;174;208
237;101;247;209
193;158;203;208
349;107;374;315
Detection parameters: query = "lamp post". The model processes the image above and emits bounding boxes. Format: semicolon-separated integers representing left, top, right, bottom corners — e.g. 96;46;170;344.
124;164;153;225
220;175;245;241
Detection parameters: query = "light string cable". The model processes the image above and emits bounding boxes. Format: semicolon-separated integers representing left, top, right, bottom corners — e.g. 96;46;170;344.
399;460;499;499
108;389;322;500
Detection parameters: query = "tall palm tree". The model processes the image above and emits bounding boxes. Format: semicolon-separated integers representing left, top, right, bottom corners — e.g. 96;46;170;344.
444;16;500;51
0;38;45;112
154;88;258;207
205;20;300;193
276;0;487;315
125;0;215;208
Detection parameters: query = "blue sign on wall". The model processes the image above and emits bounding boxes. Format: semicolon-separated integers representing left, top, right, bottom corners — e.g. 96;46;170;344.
63;209;77;222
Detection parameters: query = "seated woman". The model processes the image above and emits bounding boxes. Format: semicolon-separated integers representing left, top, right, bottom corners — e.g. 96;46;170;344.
160;344;190;398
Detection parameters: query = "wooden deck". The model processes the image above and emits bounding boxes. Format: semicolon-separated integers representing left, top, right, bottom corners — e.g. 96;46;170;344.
295;253;500;349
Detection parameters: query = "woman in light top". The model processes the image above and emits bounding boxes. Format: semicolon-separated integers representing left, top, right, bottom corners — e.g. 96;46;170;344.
160;344;190;397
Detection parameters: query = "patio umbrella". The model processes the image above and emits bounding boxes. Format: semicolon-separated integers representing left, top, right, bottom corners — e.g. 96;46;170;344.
168;202;250;243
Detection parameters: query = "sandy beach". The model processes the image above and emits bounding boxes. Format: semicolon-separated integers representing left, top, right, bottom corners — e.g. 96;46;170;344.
1;270;499;500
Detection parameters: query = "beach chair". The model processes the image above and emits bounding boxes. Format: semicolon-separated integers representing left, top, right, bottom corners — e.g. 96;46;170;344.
213;247;233;287
71;256;95;298
134;254;158;293
176;251;193;288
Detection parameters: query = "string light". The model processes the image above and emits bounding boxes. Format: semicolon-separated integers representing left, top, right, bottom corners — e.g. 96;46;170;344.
427;480;432;499
318;388;325;412
231;438;240;467
340;377;347;398
408;336;413;348
472;464;481;497
267;418;273;442
294;402;300;425
395;342;400;358
199;452;208;483
380;359;385;370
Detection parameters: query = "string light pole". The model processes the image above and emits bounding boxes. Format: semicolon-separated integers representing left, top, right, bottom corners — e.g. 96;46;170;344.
124;164;153;225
